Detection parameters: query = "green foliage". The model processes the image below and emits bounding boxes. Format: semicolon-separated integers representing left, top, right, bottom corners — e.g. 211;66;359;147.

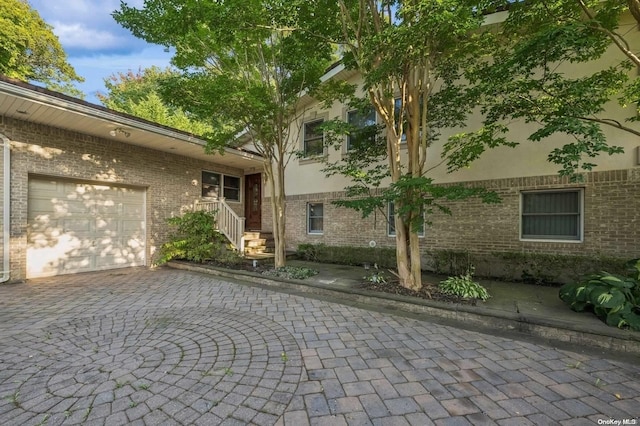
363;265;387;284
0;0;84;97
262;266;319;280
559;259;640;330
493;251;627;285
297;244;397;269
114;0;333;152
159;210;229;264
97;67;213;137
459;0;640;180
439;267;490;301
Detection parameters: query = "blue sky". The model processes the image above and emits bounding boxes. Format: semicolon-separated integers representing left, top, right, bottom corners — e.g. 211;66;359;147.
30;0;173;104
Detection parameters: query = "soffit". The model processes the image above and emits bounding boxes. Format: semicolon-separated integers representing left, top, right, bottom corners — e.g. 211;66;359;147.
0;79;263;173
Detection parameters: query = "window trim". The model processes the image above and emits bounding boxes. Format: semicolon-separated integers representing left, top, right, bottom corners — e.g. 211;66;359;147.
387;201;424;238
302;118;325;159
307;202;324;235
201;170;242;203
519;188;584;243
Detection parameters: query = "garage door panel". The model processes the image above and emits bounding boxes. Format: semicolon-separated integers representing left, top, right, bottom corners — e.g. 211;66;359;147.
27;178;146;278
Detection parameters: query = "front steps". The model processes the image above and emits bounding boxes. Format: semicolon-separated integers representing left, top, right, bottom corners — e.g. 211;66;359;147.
243;231;274;256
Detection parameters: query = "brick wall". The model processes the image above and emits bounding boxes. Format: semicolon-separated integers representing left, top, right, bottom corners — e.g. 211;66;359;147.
1;116;245;281
278;169;640;277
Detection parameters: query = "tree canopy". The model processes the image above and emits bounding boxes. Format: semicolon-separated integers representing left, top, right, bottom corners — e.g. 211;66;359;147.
315;0;505;291
454;0;640;178
0;0;84;97
97;67;213;137
114;0;335;267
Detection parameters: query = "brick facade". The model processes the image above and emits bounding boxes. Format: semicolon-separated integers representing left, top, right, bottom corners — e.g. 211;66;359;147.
1;116;245;281
276;168;640;278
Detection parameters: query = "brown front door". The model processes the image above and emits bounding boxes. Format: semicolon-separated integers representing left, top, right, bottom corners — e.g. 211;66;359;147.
244;173;262;230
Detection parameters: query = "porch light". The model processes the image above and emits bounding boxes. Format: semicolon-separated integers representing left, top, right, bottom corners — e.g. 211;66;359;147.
109;127;131;138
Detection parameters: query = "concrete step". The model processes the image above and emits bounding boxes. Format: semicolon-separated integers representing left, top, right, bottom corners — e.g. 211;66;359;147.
245;239;267;248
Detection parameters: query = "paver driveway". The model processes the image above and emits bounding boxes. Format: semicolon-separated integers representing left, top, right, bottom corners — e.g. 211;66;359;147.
0;268;638;426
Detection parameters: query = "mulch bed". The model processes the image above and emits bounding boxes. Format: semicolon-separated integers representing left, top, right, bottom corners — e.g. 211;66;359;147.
200;258;476;305
358;279;477;305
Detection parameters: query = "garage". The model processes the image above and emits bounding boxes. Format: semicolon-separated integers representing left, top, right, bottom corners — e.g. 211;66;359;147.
27;178;146;278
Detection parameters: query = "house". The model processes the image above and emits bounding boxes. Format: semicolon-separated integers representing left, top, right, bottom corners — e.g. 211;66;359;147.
0;76;264;281
272;15;640;280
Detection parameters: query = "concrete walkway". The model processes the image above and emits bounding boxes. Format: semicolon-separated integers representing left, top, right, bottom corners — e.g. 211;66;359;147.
0;267;638;425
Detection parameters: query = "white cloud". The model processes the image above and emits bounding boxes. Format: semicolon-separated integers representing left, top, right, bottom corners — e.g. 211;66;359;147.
53;22;130;51
28;0;173;103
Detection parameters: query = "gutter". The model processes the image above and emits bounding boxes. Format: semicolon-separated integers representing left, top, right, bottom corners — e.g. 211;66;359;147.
0;80;262;164
1;136;9;282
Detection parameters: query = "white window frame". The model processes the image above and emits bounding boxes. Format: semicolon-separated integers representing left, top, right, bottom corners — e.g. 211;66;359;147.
202;171;241;202
520;188;584;243
346;107;377;151
388;201;424;238
307;202;324;235
302;119;325;158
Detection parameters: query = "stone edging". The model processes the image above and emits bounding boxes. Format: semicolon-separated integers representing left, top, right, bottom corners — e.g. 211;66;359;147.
167;261;640;355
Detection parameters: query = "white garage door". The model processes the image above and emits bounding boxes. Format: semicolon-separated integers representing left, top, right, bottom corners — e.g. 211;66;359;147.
27;178;146;278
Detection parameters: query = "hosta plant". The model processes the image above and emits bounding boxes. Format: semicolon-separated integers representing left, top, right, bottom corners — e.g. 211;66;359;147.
559;259;640;331
439;267;490;301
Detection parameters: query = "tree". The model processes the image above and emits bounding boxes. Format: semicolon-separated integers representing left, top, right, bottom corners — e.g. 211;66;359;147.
114;0;333;267
97;67;213;137
317;1;504;291
456;0;640;178
0;0;84;97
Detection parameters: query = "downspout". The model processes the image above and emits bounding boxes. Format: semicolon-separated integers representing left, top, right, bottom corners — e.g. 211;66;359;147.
1;136;9;282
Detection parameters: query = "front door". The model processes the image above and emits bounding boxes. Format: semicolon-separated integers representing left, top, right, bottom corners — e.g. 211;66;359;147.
244;173;262;230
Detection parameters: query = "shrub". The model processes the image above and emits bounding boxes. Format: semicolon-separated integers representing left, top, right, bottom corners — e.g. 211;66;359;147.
159;210;228;264
439;267;490;301
262;266;319;280
559;259;640;330
296;244;397;269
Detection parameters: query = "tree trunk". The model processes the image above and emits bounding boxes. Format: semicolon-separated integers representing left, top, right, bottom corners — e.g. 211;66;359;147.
629;0;640;26
273;162;287;268
264;158;287;268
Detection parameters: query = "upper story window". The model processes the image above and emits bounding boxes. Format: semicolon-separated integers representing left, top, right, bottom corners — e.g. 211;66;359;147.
303;119;325;158
347;108;376;151
521;189;583;241
394;98;407;143
202;171;241;202
388;201;424;237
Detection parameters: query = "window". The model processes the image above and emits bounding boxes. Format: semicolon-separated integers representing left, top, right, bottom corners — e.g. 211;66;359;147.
394;98;407;143
388;201;424;237
521;190;582;241
303;119;324;157
307;203;323;234
202;171;221;198
202;171;241;202
347;108;376;150
223;176;241;201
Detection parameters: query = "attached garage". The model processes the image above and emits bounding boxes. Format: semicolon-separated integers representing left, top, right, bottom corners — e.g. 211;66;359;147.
27;177;146;278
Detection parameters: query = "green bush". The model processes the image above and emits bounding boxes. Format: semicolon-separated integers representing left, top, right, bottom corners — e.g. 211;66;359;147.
296;243;397;269
262;266;319;280
159;210;229;264
559;259;640;330
439;268;490;301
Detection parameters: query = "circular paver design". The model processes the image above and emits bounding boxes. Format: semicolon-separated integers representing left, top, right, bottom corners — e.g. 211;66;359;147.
0;307;302;425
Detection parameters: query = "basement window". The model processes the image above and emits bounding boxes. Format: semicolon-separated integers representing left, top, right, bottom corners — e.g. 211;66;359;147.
521;189;583;241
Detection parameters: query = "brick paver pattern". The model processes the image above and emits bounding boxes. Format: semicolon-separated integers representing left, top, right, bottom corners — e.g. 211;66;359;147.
0;268;638;425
